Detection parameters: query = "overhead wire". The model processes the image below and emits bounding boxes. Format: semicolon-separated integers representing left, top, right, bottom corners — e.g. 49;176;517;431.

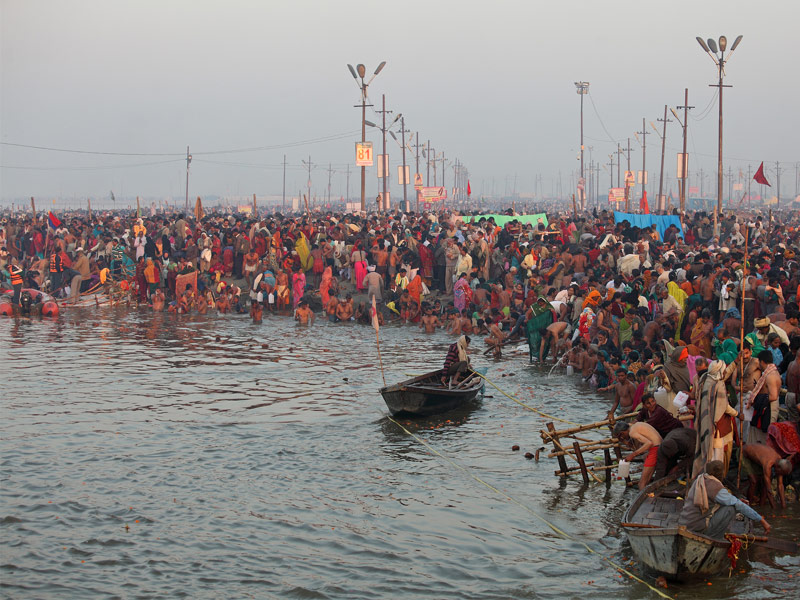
586;91;623;144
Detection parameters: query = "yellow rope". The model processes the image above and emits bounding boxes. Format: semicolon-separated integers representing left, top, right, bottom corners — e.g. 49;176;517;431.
471;369;581;426
388;416;673;599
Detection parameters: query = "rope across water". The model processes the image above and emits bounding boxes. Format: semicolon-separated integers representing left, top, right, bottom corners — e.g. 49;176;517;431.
387;416;673;599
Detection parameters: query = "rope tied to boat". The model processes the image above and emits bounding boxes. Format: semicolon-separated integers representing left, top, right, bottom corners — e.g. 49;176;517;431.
469;369;581;426
388;416;674;599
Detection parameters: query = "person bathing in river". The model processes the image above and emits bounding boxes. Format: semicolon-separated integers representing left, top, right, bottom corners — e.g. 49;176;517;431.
604;368;637;417
420;305;444;333
441;335;471;386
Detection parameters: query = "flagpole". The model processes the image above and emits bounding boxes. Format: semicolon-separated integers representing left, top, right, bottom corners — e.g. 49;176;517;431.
375;328;386;387
737;230;748;485
371;296;386;386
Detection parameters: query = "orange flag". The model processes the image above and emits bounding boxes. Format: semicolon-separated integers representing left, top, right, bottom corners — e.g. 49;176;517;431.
371;295;380;334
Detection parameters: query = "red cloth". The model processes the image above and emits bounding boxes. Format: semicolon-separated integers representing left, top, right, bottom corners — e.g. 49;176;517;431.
753;162;771;186
467;180;472;196
639;190;649;214
767;422;800;466
644;445;659;468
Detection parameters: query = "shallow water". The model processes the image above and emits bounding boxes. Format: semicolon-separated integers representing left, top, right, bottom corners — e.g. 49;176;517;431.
1;309;798;598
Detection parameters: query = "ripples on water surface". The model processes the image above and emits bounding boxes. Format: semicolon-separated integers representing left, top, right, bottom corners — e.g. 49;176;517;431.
2;309;798;598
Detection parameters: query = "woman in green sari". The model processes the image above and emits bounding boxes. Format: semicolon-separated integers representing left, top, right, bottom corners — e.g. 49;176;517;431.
526;297;555;362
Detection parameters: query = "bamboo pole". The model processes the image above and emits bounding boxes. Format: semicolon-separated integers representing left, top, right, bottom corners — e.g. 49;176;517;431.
541;411;640;439
548;441;620;459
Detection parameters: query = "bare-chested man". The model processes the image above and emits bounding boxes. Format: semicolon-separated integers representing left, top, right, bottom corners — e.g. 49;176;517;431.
607;369;638;417
786;345;800;422
275;270;290;310
295;299;315;325
420;308;443;333
614;420;663;490
325;295;339;322
746;350;781;444
335;294;354;321
742;443;793;509
459;312;474;334
484;316;506;358
151;288;165;312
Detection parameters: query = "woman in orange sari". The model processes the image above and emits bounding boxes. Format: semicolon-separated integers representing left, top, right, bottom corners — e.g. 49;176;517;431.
319;266;333;306
405;274;424;323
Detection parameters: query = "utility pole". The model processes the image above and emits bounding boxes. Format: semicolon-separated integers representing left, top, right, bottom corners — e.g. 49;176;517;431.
345;164;351;205
657;105;671;214
616;143;624;187
282;154;287;211
413;133;423;212
185;146;191;214
400;116;409;212
575;82;590;210
675;89;694;214
327;163;334;206
727;166;733;208
700;168;705;199
776;161;782;208
347;62;385;212
426;140;431;186
608;154;614;190
431;147;437;186
746;164;751;207
376;94;392;212
636;120;649;212
302;155;313;214
624;137;634;212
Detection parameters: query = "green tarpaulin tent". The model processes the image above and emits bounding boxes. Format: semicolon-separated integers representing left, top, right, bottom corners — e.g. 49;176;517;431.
463;213;549;228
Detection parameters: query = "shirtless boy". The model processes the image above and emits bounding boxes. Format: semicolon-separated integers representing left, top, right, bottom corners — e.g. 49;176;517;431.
614;420;663;490
607;369;638;417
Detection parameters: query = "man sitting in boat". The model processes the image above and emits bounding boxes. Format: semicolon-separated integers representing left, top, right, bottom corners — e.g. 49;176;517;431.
441;335;471;386
678;460;771;539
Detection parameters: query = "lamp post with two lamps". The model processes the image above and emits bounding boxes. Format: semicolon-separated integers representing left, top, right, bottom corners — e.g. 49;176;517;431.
347;61;386;212
696;35;743;233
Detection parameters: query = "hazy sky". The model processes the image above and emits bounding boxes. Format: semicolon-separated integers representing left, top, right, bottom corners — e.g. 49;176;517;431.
1;0;799;206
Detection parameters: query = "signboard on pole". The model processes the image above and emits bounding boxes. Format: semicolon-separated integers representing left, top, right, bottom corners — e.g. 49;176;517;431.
676;153;688;179
624;170;635;186
637;170;648;184
355;142;373;166
420;186;447;201
608;187;625;203
397;165;410;185
688;186;699;195
376;154;389;178
414;173;423;190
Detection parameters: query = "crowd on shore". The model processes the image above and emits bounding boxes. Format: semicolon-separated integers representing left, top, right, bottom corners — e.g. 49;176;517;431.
2;204;800;510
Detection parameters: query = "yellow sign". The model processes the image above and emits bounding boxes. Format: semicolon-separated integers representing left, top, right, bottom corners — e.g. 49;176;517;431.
414;173;423;190
355;142;373;167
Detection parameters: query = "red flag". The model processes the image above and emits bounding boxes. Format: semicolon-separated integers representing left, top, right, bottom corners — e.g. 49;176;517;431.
48;211;61;229
753;162;771;186
639;190;649;214
467;180;471;197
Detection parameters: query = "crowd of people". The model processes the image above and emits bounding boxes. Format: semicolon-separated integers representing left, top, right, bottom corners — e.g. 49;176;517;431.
2;204;800;515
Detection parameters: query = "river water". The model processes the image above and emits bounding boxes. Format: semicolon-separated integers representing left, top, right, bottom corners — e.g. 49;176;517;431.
1;309;798;599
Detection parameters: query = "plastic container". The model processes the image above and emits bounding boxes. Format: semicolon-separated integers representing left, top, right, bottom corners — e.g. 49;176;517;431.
617;460;631;478
566;365;574;376
673;391;689;410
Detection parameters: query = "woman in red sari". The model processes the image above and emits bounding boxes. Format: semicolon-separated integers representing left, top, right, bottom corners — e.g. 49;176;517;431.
405;274;424;323
418;241;434;287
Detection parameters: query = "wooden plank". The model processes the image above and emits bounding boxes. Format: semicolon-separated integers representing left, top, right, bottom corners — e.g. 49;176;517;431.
547;422;569;476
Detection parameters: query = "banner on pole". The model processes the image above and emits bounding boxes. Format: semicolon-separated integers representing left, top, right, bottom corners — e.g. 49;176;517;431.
377;154;389;178
676;153;688;179
637;170;648;184
608;187;625;203
397;165;410;185
420;186;447;201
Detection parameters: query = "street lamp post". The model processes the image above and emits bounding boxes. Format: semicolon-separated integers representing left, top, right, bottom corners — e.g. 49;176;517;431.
696;35;743;234
574;81;590;210
347;61;386;212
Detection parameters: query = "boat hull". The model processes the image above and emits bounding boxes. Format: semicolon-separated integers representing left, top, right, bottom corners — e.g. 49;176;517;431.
380;369;485;417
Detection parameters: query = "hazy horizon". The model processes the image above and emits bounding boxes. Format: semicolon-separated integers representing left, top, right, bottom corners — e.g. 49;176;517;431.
2;0;799;208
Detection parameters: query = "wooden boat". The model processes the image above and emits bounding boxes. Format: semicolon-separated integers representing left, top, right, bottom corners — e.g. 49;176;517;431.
380;368;486;417
622;473;751;581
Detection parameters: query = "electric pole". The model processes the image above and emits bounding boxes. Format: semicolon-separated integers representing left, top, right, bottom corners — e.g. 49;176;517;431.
575;81;590;210
282;154;287;211
426;140;431;186
185;146;191;214
776;161;782;208
674;89;694;214
636;119;650;213
657;105;671;214
616;143;624;187
399;116;409;212
327;163;334;206
413;133;423;212
302;156;314;213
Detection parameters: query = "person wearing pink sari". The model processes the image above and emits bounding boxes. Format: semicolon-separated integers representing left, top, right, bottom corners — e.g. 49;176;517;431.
453;273;472;313
292;269;306;309
351;242;368;291
319;266;333;306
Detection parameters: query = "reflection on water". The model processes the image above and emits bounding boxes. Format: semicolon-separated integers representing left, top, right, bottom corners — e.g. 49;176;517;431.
1;309;798;599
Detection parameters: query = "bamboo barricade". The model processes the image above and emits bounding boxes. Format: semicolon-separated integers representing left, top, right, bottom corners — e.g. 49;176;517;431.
540;411;692;484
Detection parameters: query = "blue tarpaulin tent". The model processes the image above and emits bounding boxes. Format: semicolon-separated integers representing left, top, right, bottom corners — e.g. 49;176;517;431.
613;211;683;240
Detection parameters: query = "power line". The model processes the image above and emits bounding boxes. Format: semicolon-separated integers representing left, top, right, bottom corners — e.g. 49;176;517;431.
586;91;622;144
0;129;361;158
0;158;184;171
